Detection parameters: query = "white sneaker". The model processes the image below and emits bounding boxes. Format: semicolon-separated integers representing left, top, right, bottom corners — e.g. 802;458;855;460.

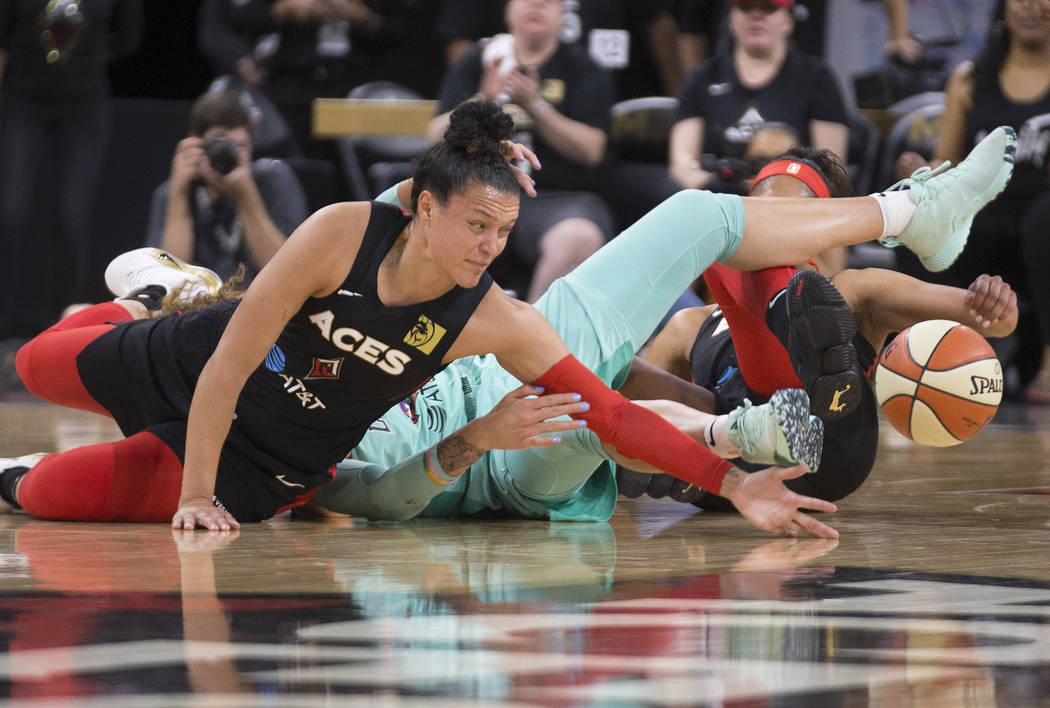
879;125;1016;272
0;453;46;512
104;248;222;303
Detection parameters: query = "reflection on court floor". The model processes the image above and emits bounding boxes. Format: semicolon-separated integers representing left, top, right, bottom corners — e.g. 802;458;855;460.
0;401;1048;705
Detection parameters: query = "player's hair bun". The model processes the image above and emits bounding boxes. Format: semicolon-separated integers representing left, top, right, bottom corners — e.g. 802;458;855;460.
444;100;513;157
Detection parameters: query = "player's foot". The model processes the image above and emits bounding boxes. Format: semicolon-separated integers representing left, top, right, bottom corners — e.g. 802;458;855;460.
104;248;222;307
787;270;862;421
0;453;45;512
880;125;1016;272
727;389;824;472
614;468;703;504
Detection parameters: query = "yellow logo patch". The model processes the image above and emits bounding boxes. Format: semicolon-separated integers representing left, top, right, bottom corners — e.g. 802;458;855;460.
403;315;446;355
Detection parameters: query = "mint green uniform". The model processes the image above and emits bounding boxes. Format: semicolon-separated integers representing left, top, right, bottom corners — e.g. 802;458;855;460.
312;189;745;521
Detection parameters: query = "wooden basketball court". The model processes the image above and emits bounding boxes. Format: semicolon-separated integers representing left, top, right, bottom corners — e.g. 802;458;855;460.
0;394;1048;706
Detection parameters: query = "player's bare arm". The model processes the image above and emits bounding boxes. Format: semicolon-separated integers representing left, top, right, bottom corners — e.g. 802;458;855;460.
833;268;1018;352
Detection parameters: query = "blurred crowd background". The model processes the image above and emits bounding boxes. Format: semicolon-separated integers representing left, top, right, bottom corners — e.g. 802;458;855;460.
2;0;1048;402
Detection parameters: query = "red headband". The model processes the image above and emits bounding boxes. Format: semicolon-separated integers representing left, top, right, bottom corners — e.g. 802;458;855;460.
751;159;831;198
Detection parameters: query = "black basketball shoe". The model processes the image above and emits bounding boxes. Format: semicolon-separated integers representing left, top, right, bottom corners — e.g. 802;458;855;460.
786;270;862;421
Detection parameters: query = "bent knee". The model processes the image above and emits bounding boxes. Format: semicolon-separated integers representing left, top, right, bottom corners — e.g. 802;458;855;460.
539;218;606;258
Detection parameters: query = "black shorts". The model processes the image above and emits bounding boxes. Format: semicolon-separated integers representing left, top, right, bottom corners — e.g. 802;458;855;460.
510;190;614;264
76;303;335;521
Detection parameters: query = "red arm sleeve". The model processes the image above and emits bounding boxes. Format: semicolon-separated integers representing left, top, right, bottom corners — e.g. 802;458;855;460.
534;354;732;495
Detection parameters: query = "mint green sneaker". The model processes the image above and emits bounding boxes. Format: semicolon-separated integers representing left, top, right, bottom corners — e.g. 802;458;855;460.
879;125;1016;272
726;389;823;472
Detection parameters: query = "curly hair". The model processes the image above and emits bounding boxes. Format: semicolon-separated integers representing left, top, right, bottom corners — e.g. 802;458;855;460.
410;99;520;209
153;264;249;318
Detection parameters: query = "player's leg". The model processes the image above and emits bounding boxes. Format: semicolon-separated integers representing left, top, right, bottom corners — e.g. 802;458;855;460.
543;124;1015;385
0;430;183;521
703;263;801;400
730;125;1016;272
15;301;140;415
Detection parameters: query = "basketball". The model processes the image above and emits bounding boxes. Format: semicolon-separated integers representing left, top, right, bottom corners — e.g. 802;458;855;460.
874;320;1003;447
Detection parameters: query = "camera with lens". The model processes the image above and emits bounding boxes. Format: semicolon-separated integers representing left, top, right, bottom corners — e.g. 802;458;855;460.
701;154;759;195
202;137;239;175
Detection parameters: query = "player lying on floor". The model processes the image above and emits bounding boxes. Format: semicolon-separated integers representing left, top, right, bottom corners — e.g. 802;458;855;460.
3;125;1018;539
629;146;1018;510
308;132;1015;533
291;176;828;535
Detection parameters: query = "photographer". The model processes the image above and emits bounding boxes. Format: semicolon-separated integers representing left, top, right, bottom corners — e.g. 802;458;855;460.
146;91;308;280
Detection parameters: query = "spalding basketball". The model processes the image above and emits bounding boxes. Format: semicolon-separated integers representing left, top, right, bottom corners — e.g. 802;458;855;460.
874;319;1002;447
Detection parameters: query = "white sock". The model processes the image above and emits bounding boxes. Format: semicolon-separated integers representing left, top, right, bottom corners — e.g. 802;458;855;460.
704;416;739;459
871;191;916;238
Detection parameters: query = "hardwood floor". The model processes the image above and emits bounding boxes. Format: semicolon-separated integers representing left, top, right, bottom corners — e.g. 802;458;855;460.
0;397;1048;706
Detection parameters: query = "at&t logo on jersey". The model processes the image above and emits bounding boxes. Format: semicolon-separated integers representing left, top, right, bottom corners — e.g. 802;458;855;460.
265;344;286;373
403;315;446;355
308;310;412;375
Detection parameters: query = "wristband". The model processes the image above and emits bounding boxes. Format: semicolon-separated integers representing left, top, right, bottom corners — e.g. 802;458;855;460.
423;446;456;486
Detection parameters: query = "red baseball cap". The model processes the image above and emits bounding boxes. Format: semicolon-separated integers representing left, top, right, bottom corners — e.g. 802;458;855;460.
731;0;795;9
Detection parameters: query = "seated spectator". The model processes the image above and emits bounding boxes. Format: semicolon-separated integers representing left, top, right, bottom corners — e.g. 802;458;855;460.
428;0;616;302
224;0;416;160
895;0;1050;402
438;0;686;98
146;91;308;281
668;0;849;192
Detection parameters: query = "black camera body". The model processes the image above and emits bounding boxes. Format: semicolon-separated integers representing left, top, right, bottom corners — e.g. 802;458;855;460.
203;137;239;175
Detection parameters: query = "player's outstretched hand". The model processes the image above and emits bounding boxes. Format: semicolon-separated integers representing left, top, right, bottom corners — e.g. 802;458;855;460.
721;465;839;539
172;497;241;531
463;384;589;451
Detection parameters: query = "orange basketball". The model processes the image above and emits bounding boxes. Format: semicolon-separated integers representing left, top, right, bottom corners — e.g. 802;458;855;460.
873;319;1002;446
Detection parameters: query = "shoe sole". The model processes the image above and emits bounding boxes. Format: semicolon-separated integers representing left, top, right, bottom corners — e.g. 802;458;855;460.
616;468;654;498
769;389;824;473
787;271;862;421
922;127;1016;272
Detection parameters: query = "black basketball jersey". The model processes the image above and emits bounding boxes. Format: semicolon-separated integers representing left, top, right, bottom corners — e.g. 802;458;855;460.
233;201;494;472
80;201;493;480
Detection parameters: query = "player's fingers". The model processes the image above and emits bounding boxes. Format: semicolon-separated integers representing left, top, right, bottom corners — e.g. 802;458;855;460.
987;281;1014;323
792;493;837;514
795;513;839;539
968;281;988;315
533;419;586;436
517;142;541;170
508;385;545;401
527;392;582;409
531;402;589;423
776;464;809;481
525;434;562;447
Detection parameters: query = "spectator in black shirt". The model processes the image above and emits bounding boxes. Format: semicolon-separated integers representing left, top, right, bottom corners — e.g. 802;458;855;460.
226;0;416;160
669;0;848;193
437;0;686;98
0;0;142;342
429;0;615;301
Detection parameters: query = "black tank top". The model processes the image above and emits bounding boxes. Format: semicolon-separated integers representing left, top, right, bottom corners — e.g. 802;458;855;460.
967;75;1050;203
231;201;494;471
